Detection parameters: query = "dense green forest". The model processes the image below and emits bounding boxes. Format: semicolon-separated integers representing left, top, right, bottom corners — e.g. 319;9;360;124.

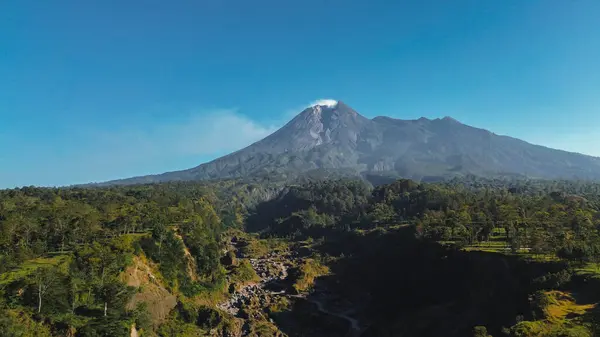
0;180;273;336
3;177;600;336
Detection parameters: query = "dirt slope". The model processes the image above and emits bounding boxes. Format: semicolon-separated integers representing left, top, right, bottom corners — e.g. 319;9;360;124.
124;256;177;324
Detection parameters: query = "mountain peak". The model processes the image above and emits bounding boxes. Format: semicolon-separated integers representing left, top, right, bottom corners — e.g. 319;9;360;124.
310;99;338;108
442;116;460;123
299;100;362;119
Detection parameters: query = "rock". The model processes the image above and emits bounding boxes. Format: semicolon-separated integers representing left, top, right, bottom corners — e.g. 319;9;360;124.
221;251;237;266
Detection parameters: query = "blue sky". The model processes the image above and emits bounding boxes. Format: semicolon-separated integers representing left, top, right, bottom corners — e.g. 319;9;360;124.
1;0;600;188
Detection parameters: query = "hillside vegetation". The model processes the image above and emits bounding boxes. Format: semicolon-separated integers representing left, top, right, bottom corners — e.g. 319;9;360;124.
3;178;600;336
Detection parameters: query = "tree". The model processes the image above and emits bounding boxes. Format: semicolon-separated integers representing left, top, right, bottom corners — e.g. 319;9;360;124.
30;266;59;314
473;326;491;337
68;270;86;314
152;225;169;263
369;203;396;225
96;281;135;317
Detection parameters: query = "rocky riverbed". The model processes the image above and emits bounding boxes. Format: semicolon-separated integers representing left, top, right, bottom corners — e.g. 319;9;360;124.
217;249;292;316
216;237;365;336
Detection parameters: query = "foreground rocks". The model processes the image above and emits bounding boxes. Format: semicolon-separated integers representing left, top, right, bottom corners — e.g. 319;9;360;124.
216;237;365;336
217;249;291;317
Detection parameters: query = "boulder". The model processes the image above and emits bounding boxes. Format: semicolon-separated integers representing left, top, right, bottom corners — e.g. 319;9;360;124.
221;251;238;266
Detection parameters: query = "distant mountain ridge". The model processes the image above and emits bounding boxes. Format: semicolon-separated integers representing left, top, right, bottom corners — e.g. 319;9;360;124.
99;101;600;186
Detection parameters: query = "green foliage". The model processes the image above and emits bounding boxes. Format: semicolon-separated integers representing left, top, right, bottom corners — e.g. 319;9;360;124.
267;297;291;314
179;198;222;279
239;236;288;258
473;326;492;337
0;255;70;287
232;260;259;283
74;316;130;337
131;302;153;333
533;270;571;290
156;320;205;337
140;228;192;291
246;179;370;235
0;309;52;337
290;258;329;293
508;320;592;337
196;306;224;329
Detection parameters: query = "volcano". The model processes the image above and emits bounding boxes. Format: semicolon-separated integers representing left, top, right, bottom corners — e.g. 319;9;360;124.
101;100;600;185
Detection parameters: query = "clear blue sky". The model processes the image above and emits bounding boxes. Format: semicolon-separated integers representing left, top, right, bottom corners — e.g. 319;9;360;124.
2;0;600;188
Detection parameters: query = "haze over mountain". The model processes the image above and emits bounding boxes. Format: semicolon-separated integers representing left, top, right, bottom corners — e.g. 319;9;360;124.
101;101;600;186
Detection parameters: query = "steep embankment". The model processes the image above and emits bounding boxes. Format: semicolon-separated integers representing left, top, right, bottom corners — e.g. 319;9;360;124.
174;231;199;281
124;256;177;324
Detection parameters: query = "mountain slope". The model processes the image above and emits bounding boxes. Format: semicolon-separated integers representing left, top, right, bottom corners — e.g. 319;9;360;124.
101;101;600;185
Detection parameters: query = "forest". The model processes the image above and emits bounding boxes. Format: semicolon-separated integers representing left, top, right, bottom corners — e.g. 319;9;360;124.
2;177;600;336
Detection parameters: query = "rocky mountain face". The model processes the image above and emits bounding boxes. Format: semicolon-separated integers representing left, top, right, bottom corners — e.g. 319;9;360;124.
102;101;600;185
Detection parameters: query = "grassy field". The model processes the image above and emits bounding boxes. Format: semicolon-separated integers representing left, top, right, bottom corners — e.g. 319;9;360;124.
510;291;596;336
463;228;510;252
0;255;71;286
574;262;600;280
462;228;555;260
